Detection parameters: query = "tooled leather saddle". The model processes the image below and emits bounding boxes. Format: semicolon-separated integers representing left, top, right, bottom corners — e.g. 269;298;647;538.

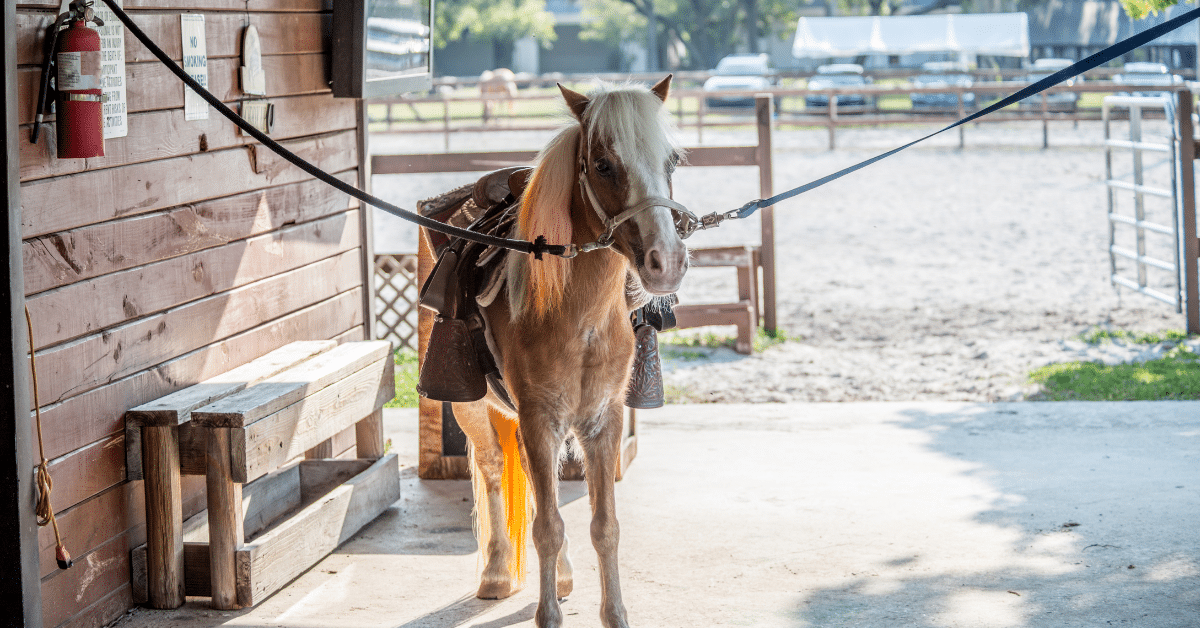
416;167;673;410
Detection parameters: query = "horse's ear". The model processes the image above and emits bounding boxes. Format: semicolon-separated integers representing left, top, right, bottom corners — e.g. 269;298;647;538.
558;83;590;120
650;74;673;103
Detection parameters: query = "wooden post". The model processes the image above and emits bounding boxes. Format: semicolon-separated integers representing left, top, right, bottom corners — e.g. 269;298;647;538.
1178;89;1199;334
2;3;43;621
957;88;966;149
207;428;244;610
827;94;837;150
357;99;377;343
1041;93;1050;149
356;409;386;459
142;426;185;608
443;95;450;152
755;95;778;335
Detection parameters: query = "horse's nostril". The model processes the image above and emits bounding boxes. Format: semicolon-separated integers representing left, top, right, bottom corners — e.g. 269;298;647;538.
647;250;664;272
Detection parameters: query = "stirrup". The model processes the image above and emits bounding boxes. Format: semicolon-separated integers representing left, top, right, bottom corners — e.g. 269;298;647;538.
625;320;665;409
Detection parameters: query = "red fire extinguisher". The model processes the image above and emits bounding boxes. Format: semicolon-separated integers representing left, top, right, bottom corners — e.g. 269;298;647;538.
55;1;106;159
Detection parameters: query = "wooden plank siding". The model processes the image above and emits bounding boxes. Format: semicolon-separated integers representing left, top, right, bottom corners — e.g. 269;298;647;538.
20;95;358;181
15;12;329;67
16;3;372;626
18;54;331;126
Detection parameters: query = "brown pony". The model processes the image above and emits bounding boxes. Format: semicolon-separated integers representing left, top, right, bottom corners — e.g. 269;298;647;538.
445;76;688;628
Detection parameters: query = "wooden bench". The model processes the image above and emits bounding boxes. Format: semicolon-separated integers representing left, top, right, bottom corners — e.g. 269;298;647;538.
674;245;762;354
126;340;399;610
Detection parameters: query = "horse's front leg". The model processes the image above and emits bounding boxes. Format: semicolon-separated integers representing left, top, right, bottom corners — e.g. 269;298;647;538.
580;403;630;628
520;408;568;628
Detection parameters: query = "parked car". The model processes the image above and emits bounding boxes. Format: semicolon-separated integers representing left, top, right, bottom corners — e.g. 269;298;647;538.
909;61;975;111
1113;62;1184;98
703;54;774;108
1019;58;1080;112
805;64;872;109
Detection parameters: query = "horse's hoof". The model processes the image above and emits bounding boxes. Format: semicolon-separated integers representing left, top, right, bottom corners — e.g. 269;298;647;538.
556;577;573;598
476;579;520;600
535;602;563;628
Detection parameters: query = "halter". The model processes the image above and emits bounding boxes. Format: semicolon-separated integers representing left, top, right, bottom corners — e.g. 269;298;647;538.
565;158;706;258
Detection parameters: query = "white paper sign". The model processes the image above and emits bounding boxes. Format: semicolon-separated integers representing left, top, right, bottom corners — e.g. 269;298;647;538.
181;14;208;121
93;0;128;138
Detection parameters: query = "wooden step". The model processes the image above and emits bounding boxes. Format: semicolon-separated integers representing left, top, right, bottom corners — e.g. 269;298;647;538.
192;341;391;428
125;340;336;481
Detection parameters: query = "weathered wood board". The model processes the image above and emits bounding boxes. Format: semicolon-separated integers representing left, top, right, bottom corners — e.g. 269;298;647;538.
16;12;328;67
127;341;335;427
20;94;357;182
234;357;395;483
35;249;362;405
23;172;356;295
32;210;361;349
194;341;391;428
20;131;358;238
236;455;399;606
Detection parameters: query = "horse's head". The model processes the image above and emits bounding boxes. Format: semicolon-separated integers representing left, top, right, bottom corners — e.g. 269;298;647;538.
560;77;690;295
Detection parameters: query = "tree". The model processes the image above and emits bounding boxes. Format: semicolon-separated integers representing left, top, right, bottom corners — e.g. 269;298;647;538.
1120;0;1188;18
581;0;798;70
435;0;557;68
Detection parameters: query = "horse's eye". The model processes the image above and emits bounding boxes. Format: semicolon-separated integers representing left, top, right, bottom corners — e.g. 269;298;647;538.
667;153;679;174
595;158;613;176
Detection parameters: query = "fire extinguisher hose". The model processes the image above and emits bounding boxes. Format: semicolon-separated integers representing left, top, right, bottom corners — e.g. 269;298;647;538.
97;0;571;261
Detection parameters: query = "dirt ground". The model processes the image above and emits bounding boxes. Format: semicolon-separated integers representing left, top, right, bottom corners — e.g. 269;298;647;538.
372;116;1186;403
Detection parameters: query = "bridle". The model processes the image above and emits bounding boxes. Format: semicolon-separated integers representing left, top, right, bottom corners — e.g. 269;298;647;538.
565;143;708;259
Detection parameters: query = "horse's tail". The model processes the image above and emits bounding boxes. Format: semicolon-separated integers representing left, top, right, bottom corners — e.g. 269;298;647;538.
491;407;530;583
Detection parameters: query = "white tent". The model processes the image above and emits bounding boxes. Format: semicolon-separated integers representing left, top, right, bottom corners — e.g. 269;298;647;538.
792;13;1030;58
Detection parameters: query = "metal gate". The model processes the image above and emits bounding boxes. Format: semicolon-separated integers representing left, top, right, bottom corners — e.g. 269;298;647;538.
1103;95;1184;311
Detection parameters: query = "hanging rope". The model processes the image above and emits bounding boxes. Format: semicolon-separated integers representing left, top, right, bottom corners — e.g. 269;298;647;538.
26;307;72;570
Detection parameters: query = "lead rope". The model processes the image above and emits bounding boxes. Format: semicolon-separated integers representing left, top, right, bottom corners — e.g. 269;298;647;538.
26;307;72;570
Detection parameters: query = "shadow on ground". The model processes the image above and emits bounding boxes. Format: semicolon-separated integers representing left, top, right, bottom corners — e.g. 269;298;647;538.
789;403;1200;627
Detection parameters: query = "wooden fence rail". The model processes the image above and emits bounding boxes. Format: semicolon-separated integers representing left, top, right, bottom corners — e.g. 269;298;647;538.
369;82;1178;151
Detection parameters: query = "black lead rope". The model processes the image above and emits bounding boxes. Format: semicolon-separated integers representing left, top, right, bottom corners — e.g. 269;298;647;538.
96;0;567;259
737;5;1200;216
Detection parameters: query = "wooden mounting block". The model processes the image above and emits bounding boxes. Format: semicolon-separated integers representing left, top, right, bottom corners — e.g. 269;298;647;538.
127;340;397;610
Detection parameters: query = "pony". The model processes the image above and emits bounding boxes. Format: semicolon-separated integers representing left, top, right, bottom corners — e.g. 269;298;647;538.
439;76;688;628
480;68;518;123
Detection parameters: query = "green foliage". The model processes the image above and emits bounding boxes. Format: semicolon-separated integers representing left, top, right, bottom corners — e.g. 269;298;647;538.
435;0;556;49
1029;345;1200;400
580;0;798;70
385;349;420;409
1120;0;1187;19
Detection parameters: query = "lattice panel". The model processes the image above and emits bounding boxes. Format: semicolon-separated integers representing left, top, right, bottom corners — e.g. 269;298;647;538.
374;254;420;352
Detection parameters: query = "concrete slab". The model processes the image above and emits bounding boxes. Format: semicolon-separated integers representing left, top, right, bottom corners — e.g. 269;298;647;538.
113;402;1200;628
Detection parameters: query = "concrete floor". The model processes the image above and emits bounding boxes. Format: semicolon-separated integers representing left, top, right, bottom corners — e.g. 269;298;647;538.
117;402;1199;628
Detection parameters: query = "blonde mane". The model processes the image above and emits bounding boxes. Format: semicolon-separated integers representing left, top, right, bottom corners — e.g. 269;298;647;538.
507;82;681;319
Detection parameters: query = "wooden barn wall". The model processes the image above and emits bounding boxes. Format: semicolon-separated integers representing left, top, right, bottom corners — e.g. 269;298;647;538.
14;2;369;626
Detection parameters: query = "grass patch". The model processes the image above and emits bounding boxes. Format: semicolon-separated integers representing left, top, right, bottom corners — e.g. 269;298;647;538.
659;327;800;355
1076;327;1189;345
385;349;420;409
1029;345;1200;401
